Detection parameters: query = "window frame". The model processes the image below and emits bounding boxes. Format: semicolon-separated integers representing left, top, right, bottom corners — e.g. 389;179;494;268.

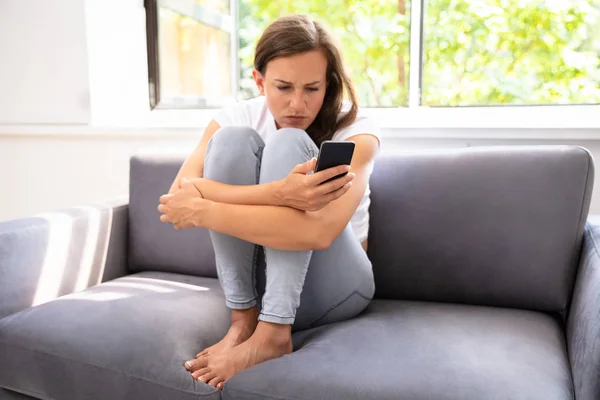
142;0;600;130
145;0;239;110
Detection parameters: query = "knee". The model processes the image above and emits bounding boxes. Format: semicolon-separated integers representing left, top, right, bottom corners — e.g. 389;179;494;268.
205;126;263;166
264;128;317;155
208;126;262;151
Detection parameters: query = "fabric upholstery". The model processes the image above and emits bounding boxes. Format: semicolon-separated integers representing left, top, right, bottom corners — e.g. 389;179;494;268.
368;146;593;312
128;151;217;277
0;197;129;320
0;271;228;400
567;216;600;400
225;299;573;400
0;389;39;399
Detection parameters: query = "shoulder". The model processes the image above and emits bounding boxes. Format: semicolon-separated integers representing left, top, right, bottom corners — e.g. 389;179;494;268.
333;103;381;146
213;96;267;127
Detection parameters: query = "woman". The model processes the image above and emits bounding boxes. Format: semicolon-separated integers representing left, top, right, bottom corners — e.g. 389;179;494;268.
158;14;381;390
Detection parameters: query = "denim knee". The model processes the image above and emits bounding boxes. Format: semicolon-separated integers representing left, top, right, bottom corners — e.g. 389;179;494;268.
265;128;318;154
204;126;264;182
206;126;263;160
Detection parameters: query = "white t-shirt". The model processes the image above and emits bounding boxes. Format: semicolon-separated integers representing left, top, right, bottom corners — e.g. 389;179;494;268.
213;96;381;243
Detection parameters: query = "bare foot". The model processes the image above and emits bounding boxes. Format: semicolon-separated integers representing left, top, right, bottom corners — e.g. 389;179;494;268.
184;307;259;373
193;321;293;389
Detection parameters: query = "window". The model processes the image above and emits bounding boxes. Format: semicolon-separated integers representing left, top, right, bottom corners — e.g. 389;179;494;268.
422;0;600;106
146;0;239;108
145;0;600;109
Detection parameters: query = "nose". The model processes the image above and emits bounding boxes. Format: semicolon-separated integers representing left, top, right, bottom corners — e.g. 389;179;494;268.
289;88;306;110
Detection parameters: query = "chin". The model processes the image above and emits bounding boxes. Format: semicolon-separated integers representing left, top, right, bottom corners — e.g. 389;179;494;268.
280;122;310;130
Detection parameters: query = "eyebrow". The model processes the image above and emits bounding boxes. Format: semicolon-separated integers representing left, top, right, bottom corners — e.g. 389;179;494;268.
274;79;322;86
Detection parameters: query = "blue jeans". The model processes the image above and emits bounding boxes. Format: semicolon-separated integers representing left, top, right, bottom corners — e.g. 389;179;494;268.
203;126;374;331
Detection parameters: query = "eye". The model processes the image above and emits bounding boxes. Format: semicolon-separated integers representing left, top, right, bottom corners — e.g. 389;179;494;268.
306;87;319;92
277;86;291;91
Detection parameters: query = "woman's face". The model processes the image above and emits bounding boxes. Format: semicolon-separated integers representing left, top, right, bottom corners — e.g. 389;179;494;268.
253;50;328;130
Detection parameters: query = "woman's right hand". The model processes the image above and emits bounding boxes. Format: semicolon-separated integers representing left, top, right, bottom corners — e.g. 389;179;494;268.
168;177;194;195
276;158;356;211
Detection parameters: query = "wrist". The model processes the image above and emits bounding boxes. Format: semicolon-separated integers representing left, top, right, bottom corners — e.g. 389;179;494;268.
190;177;204;193
192;197;215;228
270;180;286;207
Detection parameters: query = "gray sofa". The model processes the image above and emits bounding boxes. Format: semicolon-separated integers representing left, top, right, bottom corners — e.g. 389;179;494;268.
1;145;599;400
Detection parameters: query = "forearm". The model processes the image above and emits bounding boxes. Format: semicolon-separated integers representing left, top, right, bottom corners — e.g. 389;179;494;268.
192;178;283;206
170;146;206;191
202;202;324;251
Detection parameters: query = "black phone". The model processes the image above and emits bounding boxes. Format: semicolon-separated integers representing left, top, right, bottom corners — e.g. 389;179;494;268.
314;140;355;184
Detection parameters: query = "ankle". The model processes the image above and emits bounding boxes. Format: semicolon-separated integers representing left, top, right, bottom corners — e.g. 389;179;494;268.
230;307;259;329
253;321;292;347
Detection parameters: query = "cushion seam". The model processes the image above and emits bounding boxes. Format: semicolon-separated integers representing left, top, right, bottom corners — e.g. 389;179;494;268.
308;290;371;327
225;386;304;400
0;341;219;398
1;385;53;400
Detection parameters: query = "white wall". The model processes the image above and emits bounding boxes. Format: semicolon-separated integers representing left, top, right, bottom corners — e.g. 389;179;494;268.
0;0;90;124
1;0;599;222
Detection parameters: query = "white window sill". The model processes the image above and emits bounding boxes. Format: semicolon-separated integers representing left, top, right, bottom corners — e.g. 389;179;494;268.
0;105;599;140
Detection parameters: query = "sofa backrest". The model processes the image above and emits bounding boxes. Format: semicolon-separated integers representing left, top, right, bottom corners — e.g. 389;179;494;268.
367;145;594;313
128;150;217;278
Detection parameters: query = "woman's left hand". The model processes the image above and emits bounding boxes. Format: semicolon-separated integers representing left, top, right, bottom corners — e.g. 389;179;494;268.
158;178;211;229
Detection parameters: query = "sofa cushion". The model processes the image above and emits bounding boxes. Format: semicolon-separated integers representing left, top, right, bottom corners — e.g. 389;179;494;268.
0;389;38;399
224;299;573;400
0;271;228;400
368;146;593;312
128;151;217;277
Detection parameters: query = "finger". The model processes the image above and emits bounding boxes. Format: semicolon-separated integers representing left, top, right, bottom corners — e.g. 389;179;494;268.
315;172;355;195
157;204;167;213
217;382;224;390
312;165;351;185
160;214;171;223
160;194;173;204
292;157;317;174
326;181;353;202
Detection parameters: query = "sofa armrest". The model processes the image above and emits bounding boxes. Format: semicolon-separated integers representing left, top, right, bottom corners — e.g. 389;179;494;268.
0;196;129;320
567;215;600;400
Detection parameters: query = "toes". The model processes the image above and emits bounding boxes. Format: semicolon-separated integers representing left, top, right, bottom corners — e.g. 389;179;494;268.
192;367;211;380
208;376;224;388
184;360;200;372
185;355;210;371
217;382;224;390
197;371;217;384
190;355;209;369
196;350;208;358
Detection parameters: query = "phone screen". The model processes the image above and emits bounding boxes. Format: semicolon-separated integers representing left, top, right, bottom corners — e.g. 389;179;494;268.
315;141;355;183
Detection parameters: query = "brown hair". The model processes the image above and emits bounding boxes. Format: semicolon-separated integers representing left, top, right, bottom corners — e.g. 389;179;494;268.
254;15;358;146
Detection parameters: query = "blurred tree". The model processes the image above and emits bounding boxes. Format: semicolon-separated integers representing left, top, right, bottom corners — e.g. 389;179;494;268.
238;0;600;107
423;0;600;105
238;0;411;106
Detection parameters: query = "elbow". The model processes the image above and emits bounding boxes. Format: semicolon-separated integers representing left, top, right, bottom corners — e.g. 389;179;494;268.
311;227;337;250
304;213;344;251
313;236;333;251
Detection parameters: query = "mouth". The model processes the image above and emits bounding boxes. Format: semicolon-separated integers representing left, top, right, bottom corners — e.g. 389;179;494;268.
285;116;306;120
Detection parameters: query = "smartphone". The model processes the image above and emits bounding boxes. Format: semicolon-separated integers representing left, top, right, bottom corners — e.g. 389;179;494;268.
314;140;355;184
